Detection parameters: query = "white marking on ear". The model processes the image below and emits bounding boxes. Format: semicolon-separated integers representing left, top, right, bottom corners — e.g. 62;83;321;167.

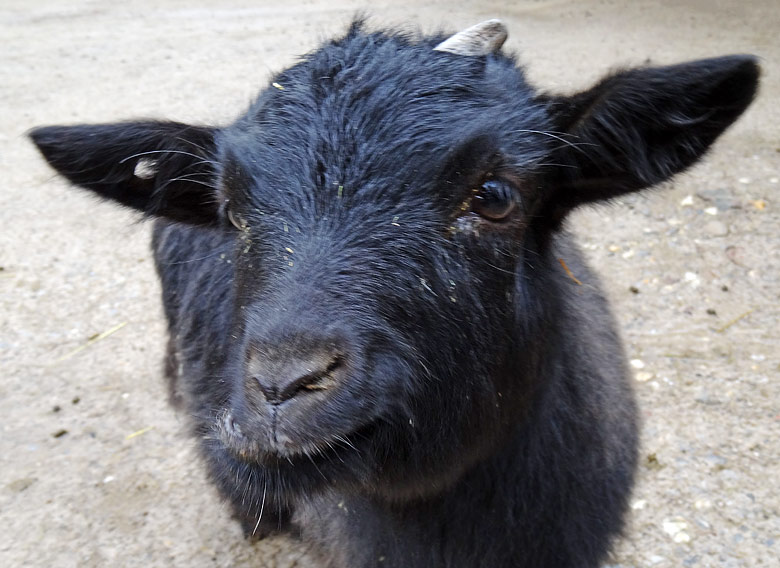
133;158;158;180
434;20;508;57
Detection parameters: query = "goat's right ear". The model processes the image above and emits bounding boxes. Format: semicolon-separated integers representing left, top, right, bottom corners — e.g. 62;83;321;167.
30;121;219;225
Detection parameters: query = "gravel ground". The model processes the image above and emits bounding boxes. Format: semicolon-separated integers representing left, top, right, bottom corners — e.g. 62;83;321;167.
2;1;778;567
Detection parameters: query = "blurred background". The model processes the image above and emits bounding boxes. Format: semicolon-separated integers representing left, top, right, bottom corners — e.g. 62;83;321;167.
2;1;777;566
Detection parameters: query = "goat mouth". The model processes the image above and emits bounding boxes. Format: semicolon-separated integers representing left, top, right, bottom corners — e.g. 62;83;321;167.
217;409;363;464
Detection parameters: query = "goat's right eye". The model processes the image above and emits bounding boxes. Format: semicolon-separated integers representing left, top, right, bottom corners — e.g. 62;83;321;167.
472;180;516;221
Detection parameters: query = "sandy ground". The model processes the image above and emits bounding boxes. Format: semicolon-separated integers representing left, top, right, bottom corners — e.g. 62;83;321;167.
1;1;778;566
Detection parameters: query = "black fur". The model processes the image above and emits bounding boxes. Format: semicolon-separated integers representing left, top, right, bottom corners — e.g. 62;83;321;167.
30;21;759;568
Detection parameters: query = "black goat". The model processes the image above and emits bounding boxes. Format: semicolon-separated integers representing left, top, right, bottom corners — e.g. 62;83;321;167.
30;20;759;568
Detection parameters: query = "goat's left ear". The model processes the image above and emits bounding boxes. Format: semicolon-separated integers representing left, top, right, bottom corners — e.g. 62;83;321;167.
30;121;219;225
539;55;760;224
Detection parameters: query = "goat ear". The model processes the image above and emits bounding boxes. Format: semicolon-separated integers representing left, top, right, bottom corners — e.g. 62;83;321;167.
30;121;219;225
539;55;760;225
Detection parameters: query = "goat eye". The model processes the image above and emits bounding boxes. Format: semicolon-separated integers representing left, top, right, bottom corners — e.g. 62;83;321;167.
472;180;516;221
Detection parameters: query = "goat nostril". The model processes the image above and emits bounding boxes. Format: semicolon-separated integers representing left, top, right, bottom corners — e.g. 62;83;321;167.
249;352;346;404
300;354;344;392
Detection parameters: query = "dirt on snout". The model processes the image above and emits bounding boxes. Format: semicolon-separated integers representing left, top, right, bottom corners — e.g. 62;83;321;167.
1;1;778;567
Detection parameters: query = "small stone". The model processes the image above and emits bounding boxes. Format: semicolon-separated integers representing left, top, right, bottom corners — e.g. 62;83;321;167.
103;475;115;484
751;199;767;210
674;531;692;543
630;359;645;369
663;517;689;539
635;371;654;382
738;177;751;184
631;499;648;510
694;498;712;510
684;272;701;287
703;206;718;215
680;195;694;206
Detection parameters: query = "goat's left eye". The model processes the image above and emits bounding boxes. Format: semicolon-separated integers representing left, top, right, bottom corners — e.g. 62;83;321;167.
472;180;516;221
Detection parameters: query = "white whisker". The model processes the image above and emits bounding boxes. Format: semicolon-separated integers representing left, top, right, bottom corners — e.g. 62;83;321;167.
119;149;211;164
252;480;267;536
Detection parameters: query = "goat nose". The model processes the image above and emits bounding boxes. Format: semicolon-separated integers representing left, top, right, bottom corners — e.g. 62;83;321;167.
246;346;344;404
